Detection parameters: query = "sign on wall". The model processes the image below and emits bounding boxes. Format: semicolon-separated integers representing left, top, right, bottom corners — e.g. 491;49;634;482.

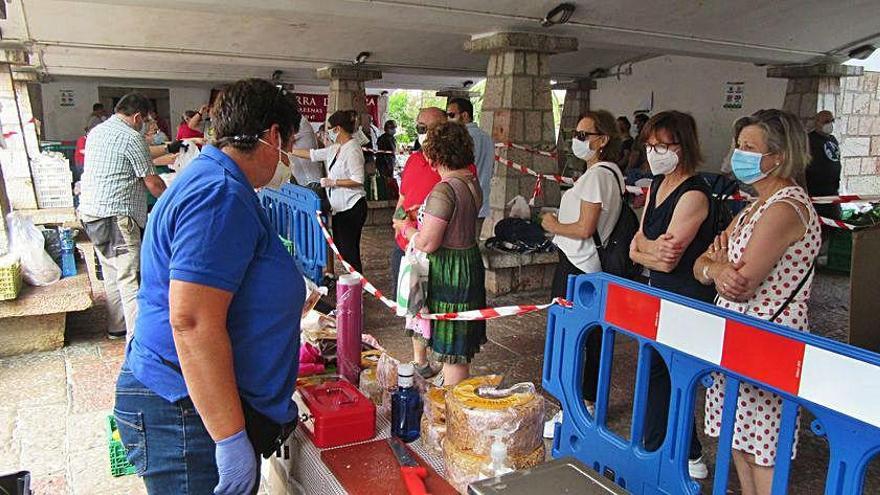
724;82;744;109
296;93;379;124
59;89;75;107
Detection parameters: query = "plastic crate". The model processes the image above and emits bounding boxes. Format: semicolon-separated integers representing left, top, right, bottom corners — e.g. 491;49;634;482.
105;415;136;477
825;230;852;273
0;257;22;301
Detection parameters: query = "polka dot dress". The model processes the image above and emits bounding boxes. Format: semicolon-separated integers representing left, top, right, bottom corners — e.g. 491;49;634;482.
704;186;821;467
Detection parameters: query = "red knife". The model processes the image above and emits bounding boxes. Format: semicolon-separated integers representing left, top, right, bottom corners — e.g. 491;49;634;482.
388;438;430;495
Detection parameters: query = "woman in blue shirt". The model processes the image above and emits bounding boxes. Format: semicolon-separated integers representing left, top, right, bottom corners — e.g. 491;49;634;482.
115;79;305;495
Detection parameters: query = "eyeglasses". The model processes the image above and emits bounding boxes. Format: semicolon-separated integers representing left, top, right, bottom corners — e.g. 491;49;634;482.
446;112;459;119
645;142;680;154
572;130;602;141
415;124;428;134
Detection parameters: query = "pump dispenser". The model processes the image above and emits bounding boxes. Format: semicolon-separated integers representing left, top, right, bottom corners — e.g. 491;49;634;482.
479;429;514;479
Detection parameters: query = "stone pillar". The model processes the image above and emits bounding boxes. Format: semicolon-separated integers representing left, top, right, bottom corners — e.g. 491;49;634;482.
465;32;578;240
435;88;477;108
768;63;877;193
0;48;40;211
554;78;596;175
316;65;382;122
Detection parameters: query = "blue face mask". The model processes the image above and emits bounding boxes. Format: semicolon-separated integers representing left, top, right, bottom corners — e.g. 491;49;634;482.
730;148;775;184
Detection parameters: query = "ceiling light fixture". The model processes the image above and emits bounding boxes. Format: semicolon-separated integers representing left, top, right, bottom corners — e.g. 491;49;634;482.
848;44;876;60
540;3;575;27
353;51;371;65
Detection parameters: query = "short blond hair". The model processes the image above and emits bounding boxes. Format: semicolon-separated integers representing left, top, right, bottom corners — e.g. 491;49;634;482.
733;109;811;183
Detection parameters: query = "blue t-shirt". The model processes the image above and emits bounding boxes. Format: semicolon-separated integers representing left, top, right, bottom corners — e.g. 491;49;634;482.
128;145;304;425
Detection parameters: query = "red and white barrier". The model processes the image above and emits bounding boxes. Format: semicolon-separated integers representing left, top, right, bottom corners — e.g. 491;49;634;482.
495;141;558;159
313;210;571;321
604;283;880;428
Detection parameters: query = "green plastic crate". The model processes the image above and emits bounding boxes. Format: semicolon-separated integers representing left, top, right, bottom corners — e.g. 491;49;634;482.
106;415;136;477
825;230;852;274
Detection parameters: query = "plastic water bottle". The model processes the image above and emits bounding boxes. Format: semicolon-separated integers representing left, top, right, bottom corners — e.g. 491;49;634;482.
59;227;77;278
391;363;423;443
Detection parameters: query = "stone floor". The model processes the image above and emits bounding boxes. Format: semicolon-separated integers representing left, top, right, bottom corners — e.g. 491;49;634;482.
0;225;877;494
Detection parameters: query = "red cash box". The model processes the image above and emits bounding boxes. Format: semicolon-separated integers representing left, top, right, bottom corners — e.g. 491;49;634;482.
298;378;376;448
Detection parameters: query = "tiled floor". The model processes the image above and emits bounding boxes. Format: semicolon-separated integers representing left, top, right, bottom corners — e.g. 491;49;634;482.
1;225;876;494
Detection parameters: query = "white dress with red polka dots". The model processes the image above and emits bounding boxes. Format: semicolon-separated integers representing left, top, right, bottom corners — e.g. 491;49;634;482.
704;186;821;467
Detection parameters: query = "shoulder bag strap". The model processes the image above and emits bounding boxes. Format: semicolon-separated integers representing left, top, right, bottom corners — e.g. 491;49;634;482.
592;164;625;248
769;263;814;322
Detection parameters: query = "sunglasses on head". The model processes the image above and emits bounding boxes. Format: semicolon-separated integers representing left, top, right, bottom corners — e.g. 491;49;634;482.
572;130;603;141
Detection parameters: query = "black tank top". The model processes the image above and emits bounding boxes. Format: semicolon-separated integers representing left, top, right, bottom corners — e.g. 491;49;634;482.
643;175;717;303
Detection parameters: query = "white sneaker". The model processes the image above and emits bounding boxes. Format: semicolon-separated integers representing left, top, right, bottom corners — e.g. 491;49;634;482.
543;410;563;439
688;457;709;480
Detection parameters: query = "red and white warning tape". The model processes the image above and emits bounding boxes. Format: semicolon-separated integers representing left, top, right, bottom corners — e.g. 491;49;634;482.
495;155;573;185
362;147;397;155
2;117;36;138
313;210;572;320
495;141;558;159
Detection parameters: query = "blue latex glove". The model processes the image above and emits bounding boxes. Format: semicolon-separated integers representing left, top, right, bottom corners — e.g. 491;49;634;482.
214;429;257;495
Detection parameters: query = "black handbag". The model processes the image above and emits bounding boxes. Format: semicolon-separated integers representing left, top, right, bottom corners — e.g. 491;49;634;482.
592;165;642;279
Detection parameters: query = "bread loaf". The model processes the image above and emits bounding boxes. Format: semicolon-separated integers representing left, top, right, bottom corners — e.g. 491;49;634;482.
358;368;382;406
420;414;446;454
446;380;544;457
442;438;545;494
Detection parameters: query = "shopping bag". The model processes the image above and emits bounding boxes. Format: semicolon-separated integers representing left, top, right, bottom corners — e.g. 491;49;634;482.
7;212;61;286
395;235;429;317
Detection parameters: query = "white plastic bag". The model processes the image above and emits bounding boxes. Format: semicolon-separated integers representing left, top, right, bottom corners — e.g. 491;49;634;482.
507;195;530;220
7;212;61;286
395;235;429;317
171;140;200;172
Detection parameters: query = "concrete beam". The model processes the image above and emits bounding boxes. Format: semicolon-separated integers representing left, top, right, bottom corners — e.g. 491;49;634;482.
316;65;382;82
552;78;597;91
465;32;578;55
767;63;863;79
435;88;477;99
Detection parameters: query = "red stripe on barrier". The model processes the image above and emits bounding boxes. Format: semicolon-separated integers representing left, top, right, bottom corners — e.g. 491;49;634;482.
721;320;805;395
604;284;661;340
480;308;501;319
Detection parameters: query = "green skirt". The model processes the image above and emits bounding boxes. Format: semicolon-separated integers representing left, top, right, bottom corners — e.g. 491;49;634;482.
422;245;487;364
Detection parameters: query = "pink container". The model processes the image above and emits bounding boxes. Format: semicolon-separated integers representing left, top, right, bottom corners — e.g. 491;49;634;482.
336;274;363;385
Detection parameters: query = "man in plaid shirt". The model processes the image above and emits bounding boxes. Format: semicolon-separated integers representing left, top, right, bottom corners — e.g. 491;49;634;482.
80;93;173;340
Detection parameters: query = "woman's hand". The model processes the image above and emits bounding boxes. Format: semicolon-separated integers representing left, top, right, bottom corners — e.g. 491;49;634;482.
705;232;730;263
319;177;336;188
392;218;408;233
712;259;751;301
652;233;683;263
214;430;257;495
541;213;558;233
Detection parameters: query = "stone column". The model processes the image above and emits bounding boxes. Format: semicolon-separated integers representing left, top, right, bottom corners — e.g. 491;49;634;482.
465;32;578;240
554;78;596;175
316;65;382;122
768;63;874;193
0;48;40;211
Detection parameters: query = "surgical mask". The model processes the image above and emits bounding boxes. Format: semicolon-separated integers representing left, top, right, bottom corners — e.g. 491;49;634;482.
822;123;834;134
327;128;339;143
259;139;293;190
731;149;776;185
417;133;428;146
571;137;595;161
354;128;370;146
152;133;166;145
388;128;397;136
646;148;679;175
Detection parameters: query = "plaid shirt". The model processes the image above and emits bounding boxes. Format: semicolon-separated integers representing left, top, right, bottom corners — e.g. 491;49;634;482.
79;115;156;227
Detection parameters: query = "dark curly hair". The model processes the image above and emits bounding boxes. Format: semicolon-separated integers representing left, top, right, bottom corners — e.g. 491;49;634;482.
211;79;300;151
422;121;474;170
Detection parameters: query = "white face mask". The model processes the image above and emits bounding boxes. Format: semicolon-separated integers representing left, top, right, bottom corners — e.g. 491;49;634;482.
327;128;339;143
259;139;293;190
417;133;428;146
646;148;679;175
821;123;834;135
571;137;595;161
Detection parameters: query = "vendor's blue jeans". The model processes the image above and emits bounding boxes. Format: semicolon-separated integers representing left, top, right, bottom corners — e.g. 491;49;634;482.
114;365;260;494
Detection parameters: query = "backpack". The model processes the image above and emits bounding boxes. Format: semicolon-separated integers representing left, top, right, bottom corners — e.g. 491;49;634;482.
701;173;741;235
486;218;554;254
592;165;641;279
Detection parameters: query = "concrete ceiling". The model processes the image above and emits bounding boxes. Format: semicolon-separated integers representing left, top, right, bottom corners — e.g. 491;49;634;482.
3;0;880;89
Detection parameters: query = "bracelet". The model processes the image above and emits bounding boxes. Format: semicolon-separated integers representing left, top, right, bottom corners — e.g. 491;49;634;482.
702;264;711;281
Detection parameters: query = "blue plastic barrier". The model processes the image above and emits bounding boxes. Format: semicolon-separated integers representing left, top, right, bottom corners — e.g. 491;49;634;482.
543;273;880;495
258;184;326;284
